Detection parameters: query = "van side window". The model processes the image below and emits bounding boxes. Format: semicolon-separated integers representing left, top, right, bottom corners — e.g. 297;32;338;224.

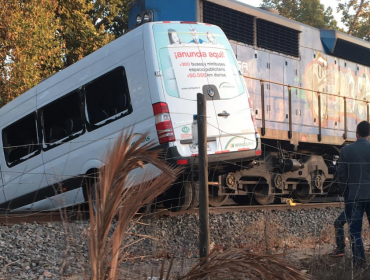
84;67;132;128
2;113;39;166
42;90;83;148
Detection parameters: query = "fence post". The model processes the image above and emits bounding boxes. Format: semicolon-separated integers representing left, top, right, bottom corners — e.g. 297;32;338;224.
288;86;292;139
318;92;322;142
197;93;210;262
260;80;266;136
343;97;347;139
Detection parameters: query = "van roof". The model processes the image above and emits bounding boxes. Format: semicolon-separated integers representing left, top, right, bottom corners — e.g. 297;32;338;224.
0;21;215;122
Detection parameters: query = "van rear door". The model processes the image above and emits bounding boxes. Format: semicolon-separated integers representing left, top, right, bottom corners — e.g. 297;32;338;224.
152;23;257;157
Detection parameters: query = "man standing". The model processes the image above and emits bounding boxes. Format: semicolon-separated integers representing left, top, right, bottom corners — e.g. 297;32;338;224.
338;120;370;267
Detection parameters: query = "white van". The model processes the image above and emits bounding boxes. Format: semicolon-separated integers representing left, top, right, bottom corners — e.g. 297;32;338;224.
0;22;259;212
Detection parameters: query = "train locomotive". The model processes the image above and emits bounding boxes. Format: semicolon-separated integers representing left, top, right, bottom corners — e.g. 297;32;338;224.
129;0;370;209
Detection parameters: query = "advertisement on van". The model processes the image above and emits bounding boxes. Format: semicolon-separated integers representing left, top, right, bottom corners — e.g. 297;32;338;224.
153;23;245;100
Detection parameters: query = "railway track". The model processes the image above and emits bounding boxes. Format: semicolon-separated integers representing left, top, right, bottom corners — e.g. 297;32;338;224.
0;202;343;224
0;210;86;225
155;202;343;216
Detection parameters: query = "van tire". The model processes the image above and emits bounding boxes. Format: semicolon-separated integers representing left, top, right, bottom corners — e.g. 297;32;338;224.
161;180;192;212
82;181;99;214
82;169;99;203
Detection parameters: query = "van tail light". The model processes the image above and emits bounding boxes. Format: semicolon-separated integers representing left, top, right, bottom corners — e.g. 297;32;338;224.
248;98;259;137
152;102;175;144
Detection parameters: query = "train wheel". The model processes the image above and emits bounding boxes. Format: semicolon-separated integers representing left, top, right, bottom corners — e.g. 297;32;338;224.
161;180;192;212
292;184;315;203
232;195;251;205
209;184;229;207
251;185;274;205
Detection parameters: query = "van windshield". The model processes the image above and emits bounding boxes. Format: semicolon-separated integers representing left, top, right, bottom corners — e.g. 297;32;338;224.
153;23;244;100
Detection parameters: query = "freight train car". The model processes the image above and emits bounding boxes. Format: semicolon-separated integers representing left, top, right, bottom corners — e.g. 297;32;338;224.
130;0;370;207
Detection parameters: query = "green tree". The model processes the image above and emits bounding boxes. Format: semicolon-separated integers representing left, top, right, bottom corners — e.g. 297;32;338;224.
56;0;130;67
261;0;339;29
0;0;64;104
56;0;114;67
90;0;130;38
0;0;130;105
337;0;370;40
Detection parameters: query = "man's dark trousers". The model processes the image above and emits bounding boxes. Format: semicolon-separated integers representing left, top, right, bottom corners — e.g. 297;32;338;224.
345;200;370;265
334;211;346;253
338;137;370;266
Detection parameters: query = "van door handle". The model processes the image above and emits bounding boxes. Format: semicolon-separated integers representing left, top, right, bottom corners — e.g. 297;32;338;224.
218;111;230;117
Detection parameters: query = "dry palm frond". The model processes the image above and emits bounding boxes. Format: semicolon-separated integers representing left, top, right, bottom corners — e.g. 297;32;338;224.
178;248;311;280
86;130;181;280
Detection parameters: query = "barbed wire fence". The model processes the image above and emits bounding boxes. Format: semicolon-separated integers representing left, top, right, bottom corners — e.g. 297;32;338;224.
0;77;369;279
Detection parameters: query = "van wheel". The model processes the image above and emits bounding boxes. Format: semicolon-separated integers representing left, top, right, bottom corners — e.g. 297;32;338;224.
209;184;229;207
90;182;98;213
140;198;158;214
161;181;192;212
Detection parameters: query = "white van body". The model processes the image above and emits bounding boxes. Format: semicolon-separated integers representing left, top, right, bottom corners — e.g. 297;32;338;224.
0;22;259;212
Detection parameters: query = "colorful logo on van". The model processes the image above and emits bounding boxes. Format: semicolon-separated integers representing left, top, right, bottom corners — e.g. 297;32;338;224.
182;126;190;133
224;136;254;150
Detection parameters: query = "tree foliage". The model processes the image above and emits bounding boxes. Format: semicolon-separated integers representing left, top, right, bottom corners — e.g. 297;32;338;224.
0;0;64;104
0;0;129;105
337;0;370;40
261;0;338;29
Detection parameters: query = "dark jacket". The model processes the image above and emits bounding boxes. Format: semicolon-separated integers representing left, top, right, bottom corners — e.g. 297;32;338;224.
338;138;370;201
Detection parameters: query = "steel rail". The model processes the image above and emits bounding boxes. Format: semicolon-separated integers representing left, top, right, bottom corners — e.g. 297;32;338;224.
155;202;343;216
0;211;84;225
0;203;343;223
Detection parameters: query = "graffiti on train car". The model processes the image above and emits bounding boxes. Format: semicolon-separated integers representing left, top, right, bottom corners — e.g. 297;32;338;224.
304;52;370;128
238;50;370;129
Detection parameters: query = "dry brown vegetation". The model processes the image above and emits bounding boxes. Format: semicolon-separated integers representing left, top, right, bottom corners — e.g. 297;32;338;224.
85;130;311;280
85;131;181;280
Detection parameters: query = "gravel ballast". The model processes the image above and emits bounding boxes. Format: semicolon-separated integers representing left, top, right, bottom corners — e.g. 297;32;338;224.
0;207;344;279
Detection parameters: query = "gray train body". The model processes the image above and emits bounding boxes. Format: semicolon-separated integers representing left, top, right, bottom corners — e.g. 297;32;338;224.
201;0;369;203
130;0;370;204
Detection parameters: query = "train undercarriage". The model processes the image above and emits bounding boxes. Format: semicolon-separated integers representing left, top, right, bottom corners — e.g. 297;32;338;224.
159;140;340;211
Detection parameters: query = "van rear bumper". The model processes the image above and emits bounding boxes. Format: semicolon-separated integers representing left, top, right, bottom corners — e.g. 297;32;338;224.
164;141;261;166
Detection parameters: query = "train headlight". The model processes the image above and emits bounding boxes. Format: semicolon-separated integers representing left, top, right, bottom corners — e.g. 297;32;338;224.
135;10;154;27
207;32;216;44
143;13;150;23
136;14;142;25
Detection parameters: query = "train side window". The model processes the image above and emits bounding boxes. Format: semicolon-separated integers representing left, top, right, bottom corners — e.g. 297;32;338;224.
84;67;132;130
2;113;40;167
41;90;84;149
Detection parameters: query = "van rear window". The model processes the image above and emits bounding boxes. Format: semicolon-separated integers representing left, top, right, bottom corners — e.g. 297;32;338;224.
153;24;245;100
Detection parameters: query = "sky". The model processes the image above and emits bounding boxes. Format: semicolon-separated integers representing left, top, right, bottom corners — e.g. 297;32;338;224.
237;0;346;30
